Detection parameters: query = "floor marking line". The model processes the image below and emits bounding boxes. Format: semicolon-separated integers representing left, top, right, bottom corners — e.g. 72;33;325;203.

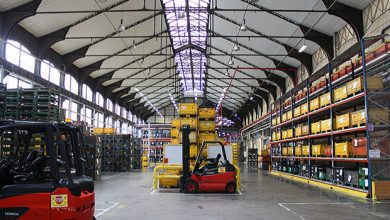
95;202;119;217
150;189;157;194
279;202;354;205
237;190;243;195
278;203;306;220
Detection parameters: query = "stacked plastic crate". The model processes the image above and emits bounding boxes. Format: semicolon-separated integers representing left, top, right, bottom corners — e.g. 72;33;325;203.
198;107;216;156
5;88;21;119
178;103;198;160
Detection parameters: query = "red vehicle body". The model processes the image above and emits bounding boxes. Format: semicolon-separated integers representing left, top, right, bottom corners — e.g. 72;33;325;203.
0;122;95;220
188;170;237;192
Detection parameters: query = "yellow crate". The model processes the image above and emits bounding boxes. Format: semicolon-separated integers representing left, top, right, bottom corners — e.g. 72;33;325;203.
310;97;320;111
335;142;352;157
94;128;104;134
320;92;331;107
335;112;351;130
198;120;216;131
272;118;277;126
171;128;179;138
287;111;293;120
277;132;281;140
333;85;347;102
294;106;301;117
190;144;198;157
302;125;309;135
171;119;180;128
347;76;384;96
321;119;331;132
282;130;287;139
295;126;302;137
282;113;287;122
198;108;216;119
282;147;288;156
103;128;116;134
272;132;276;141
302;145;310;156
295;146;302;156
171;138;179;144
287;147;293;156
179;132;197;144
312;144;325;157
351;109;366;127
301;103;308;115
276;117;280;125
311;121;321;134
287;129;293;138
179;103;198;116
180;118;197;129
198;132;216;142
369;108;389;125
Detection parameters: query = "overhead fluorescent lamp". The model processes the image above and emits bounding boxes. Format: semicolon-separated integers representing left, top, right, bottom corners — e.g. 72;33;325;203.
135;87;139;91
117;18;125;32
298;44;307;53
178;10;186;19
240;19;248;32
228;59;234;65
233;44;240;51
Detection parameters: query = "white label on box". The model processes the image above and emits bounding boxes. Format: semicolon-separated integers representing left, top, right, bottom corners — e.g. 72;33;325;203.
365;179;368;187
364;168;368;176
348;175;352;182
340;170;343;175
344;146;346;151
369;149;381;158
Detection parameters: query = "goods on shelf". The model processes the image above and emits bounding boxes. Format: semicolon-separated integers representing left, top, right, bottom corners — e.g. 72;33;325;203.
333;85;348;102
294;106;301;117
333;167;344;184
198;108;216;119
301;103;308;115
287;129;293;138
294;145;302;156
295;125;302;137
311;165;326;180
310;97;320;111
287;146;293;156
312;144;325;157
300;164;310;177
358;167;369;190
347;76;384;96
272;118;277;126
324;145;332;157
321;119;331;132
276;116;280;124
335;141;352;157
282;130;287;139
180;117;197;129
282;147;287;156
345;170;359;187
311;121;321;134
335;112;351;130
198;120;216;131
171;119;180;128
320;92;331;107
179;103;198;116
282;113;287;122
351;109;366;127
302;145;309;156
369;108;389;125
302;124;309;135
352;137;367;157
248;148;258;168
287;110;292;120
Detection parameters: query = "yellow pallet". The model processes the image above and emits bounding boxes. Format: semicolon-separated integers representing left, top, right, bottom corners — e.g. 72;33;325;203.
302;145;310;156
311;121;321;134
190;144;198;157
171;138;180;144
103;128;116;134
171;119;180;128
198;132;216;142
180;118;197;129
198;108;216;119
295;146;302;156
302;125;309;136
320;92;331;107
171;128;179;138
335;113;351;130
301;103;308;115
179;131;197;144
282;147;288;156
335;142;352;157
287;111;293;120
179;103;198;116
198;120;216;131
287;129;293;138
347;76;384;96
287;147;293;156
321;119;331;132
310;97;320;111
282;113;287;122
282;130;287;139
294;106;301;117
295;126;302;137
312;144;325;157
333;85;348;102
351;109;365;126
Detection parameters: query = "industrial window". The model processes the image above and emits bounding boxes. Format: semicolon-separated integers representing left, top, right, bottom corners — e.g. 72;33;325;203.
114;120;121;133
121;123;128;134
82;84;93;102
96;92;104;107
85;107;92;125
115;104;121;115
94;112;104;128
5;40;35;73
121;107;126;118
2;75;32;89
105;117;113;128
40;60;60;86
64;74;78;95
70;101;78;121
106;99;113;111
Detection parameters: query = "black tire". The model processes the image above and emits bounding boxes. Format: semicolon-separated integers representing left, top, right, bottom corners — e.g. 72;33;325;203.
184;179;198;193
225;182;236;193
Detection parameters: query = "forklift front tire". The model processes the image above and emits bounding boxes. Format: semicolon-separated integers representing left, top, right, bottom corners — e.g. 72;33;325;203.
225;182;237;193
184;179;198;193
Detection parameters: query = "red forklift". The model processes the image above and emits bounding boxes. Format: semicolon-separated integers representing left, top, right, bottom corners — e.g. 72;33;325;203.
180;125;237;193
0;121;95;220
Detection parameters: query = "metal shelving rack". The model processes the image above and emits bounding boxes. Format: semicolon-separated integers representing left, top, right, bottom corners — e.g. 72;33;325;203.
270;35;390;198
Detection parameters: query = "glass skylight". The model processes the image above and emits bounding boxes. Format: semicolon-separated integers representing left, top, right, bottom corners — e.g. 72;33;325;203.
163;0;209;92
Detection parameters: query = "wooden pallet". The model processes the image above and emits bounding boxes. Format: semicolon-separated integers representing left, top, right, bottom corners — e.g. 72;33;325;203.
335;155;350;158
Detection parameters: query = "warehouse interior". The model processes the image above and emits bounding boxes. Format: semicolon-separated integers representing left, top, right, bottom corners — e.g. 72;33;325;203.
0;0;390;219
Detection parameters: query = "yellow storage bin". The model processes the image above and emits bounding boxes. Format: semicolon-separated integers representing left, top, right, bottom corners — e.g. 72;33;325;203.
312;144;325;157
282;113;287;122
321;119;331;132
369;108;389;125
94;128;104;134
171;128;179;138
198;132;216;142
287;111;292;120
335;142;352;157
301;103;308;115
198;120;215;131
276;117;280;125
351;109;366;127
272;132;276;141
311;121;321;134
320;92;331;107
277;132;281;140
335;112;351;130
294;106;301;117
171;138;179;144
295;145;302;156
282;130;287;139
272;118;277;126
190;144;198;157
198;108;216;119
104;128;116;134
333;85;348;102
287;129;293;138
287;147;293;156
347;76;384;96
302;145;310;156
310;97;320;111
295;126;302;137
302;125;309;136
282;147;288;156
179;103;198;116
171;119;180;128
180;118;197;129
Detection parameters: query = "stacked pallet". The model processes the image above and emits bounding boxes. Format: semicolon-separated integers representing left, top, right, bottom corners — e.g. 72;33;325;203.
0;83;5;119
84;135;103;180
5;88;21;119
198;107;217;157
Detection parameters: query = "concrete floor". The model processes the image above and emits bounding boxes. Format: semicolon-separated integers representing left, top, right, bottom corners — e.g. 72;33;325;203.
94;166;390;220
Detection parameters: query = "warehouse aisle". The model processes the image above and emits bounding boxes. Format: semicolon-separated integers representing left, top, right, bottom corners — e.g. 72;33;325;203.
94;167;390;220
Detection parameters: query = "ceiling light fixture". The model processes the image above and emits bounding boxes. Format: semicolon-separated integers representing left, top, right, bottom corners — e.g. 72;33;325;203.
233;43;240;51
135;87;139;92
228;58;234;66
117;18;125;32
250;96;253;100
240;19;248;32
225;69;229;76
299;39;307;53
178;7;186;19
132;40;136;49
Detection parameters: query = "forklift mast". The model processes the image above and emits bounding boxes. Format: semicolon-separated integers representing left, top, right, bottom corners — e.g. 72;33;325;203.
180;124;191;192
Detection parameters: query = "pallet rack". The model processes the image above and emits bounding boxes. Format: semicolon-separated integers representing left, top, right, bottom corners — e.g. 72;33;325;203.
0;83;5;119
84;135;102;180
142;126;171;166
270;36;390;198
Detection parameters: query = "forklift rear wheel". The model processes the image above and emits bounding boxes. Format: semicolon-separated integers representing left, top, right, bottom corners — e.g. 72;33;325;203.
184;180;198;193
225;182;236;193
